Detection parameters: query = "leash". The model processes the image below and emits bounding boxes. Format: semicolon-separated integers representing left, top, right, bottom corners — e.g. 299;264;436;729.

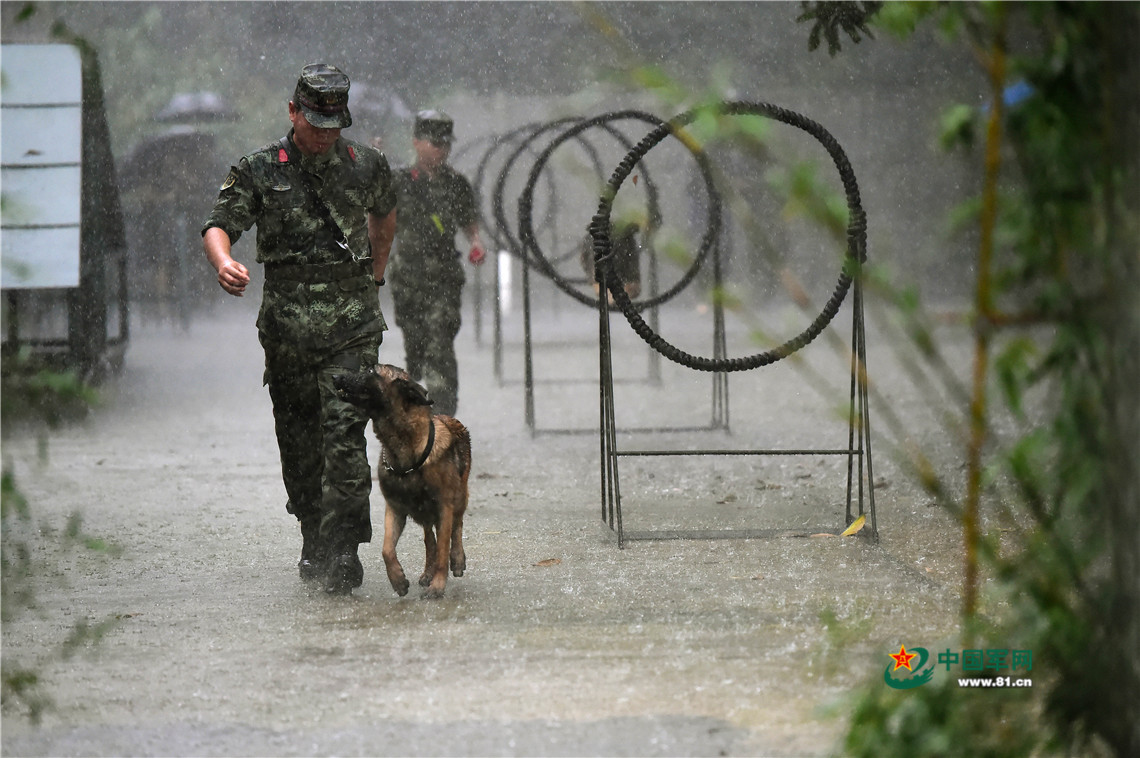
382;417;436;476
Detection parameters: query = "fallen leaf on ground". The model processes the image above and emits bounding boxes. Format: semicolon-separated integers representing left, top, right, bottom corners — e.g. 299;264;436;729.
840;514;866;537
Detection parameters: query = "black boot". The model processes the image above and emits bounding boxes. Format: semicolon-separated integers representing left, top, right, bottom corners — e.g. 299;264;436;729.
298;518;328;582
324;536;363;595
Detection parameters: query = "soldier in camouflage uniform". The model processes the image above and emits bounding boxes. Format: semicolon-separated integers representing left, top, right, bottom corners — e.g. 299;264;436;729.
386;111;486;416
202;64;397;595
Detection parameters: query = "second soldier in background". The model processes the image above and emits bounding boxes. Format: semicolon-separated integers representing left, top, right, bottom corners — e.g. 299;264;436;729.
386;111;486;416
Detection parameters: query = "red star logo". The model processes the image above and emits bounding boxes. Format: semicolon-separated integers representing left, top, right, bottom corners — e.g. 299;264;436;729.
890;644;917;671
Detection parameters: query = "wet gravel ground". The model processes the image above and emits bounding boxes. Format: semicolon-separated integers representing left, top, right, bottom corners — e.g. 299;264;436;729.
2;293;973;757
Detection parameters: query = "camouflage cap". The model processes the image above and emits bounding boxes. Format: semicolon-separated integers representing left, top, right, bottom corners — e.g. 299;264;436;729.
293;63;352;129
413;110;454;144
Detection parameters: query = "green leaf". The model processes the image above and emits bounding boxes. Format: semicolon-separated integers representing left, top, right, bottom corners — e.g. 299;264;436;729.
938;103;977;150
873;2;926;39
994;337;1040;417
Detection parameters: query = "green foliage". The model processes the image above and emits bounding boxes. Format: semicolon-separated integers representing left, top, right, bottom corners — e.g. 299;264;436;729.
1;468;122;722
830;3;1139;756
0;347;98;429
1;469;34;613
708;284;745;312
992;337;1038;418
816;605;876;676
653;226;698;270
871;1;933;41
845;674;1041;758
1;350;120;724
938;103;977;150
628;64;688;105
0;665;50;725
765;161;849;240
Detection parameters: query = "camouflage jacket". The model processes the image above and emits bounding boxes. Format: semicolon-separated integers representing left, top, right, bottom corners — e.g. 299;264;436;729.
390;164;476;262
203;131;397;347
203;131;396;266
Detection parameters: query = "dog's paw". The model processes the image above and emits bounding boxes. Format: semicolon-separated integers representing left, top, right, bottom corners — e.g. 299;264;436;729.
391;578;410;596
418;572;433;587
422;585;445;600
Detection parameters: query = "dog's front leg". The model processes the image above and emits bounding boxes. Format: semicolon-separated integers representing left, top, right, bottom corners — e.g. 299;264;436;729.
382;505;411;596
424;508;453;599
418;524;437;588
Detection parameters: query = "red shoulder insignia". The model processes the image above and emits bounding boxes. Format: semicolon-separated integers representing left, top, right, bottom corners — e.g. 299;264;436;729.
347;145;356;162
410;168;420;181
278;147;289;163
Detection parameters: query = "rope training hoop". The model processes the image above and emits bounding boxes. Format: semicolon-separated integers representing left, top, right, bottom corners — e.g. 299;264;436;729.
589;100;868;373
515;110;721;312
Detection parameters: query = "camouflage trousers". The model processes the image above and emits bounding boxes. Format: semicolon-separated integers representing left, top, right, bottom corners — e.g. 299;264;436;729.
390;263;464;416
259;329;381;548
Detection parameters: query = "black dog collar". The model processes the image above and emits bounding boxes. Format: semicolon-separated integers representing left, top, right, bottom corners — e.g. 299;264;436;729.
382;418;436;476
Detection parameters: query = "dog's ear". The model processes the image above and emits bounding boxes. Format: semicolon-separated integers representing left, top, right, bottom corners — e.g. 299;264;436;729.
394;378;434;407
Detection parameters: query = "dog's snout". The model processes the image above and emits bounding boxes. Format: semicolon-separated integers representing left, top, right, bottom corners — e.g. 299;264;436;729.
332;373;354;395
332;370;374;406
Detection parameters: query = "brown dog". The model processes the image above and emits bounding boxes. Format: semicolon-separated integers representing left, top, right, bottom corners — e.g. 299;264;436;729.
333;364;471;599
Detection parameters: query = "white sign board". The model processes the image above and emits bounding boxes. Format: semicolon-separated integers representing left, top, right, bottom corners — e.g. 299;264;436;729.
1;44;83;289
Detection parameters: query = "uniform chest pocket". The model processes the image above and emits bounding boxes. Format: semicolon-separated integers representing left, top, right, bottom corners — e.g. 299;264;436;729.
341;185;371;210
263;183;305;211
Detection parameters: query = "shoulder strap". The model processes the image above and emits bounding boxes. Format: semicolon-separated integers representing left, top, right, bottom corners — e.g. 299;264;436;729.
278;136;367;262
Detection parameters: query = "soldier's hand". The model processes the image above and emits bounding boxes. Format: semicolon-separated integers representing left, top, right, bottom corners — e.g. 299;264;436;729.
217;259;251;296
468;244;486;266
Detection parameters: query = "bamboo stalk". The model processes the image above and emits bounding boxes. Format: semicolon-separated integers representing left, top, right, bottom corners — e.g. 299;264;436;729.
964;13;1007;627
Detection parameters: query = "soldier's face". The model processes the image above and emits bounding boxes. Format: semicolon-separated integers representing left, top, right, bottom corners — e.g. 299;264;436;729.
288;102;341;155
413;137;451;170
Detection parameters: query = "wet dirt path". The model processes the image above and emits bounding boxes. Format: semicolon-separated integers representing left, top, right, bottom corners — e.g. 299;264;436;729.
2;304;969;757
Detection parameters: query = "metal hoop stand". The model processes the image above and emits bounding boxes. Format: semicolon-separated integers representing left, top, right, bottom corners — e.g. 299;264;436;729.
593;102;878;547
510;113;729;437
